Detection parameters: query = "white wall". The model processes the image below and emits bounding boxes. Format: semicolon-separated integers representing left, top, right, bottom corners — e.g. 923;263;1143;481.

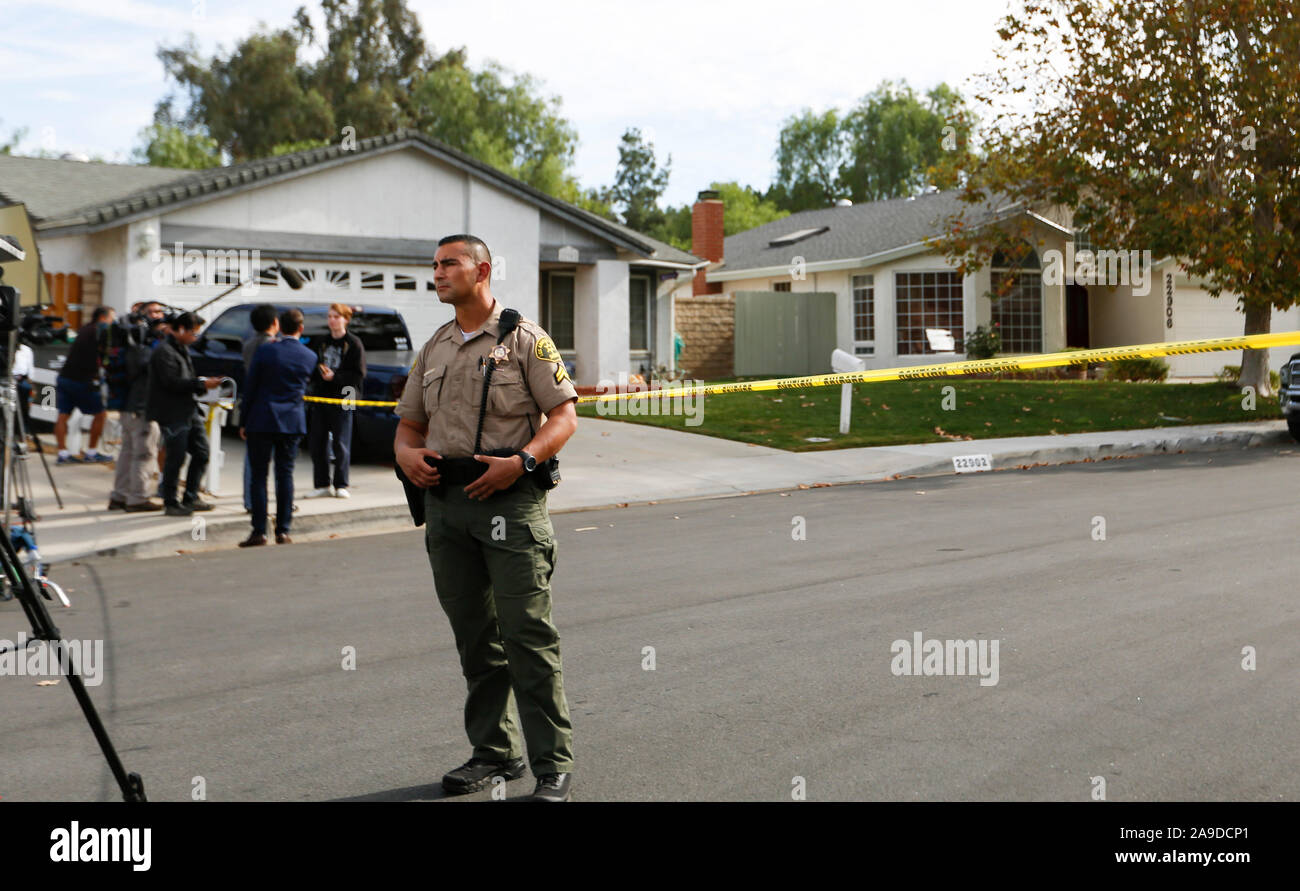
572;259;629;387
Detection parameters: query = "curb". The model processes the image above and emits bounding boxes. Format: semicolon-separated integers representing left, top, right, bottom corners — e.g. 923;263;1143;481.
59;424;1293;563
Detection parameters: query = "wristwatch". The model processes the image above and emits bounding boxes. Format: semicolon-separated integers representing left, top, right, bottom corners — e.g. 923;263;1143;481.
514;450;537;472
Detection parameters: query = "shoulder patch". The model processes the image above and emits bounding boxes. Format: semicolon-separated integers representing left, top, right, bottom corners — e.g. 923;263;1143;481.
535;337;562;363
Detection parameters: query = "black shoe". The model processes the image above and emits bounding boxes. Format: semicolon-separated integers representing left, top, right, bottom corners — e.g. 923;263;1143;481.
275;532;292;544
239;533;267;548
441;757;526;795
107;498;126;510
530;772;571;802
124;500;163;512
164;503;193;517
184;498;215;512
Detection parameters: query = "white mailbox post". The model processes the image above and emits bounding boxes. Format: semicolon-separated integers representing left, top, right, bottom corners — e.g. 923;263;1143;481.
831;349;866;435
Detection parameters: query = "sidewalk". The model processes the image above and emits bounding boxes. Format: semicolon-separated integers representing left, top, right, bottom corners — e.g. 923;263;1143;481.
17;417;1293;564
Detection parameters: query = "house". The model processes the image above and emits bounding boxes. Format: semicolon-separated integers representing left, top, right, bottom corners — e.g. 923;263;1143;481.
689;188;1300;379
0;129;704;387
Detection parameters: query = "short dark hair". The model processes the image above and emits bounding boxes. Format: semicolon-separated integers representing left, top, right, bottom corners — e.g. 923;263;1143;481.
250;303;278;333
437;234;492;272
91;306;114;323
279;308;304;336
173;311;204;332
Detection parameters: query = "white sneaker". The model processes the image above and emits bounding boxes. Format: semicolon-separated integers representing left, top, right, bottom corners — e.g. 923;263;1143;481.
334;488;350;499
307;486;333;498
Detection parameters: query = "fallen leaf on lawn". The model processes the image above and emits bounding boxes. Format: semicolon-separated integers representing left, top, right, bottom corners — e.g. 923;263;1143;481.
881;403;891;410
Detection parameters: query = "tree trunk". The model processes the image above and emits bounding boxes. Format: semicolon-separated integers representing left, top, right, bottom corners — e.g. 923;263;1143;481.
1240;300;1273;399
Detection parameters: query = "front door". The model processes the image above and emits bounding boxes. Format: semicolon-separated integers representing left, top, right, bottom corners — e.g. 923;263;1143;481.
1066;283;1089;348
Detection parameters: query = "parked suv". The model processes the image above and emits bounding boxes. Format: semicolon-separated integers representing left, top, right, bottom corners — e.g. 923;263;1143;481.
190;303;415;460
1280;352;1300;442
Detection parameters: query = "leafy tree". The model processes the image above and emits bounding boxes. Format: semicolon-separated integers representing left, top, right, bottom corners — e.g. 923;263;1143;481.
936;0;1300;396
769;109;845;212
769;83;973;212
1;120;26;155
600;127;671;234
652;181;789;250
157;30;334;161
841;81;974;201
133;119;222;168
409;56;579;195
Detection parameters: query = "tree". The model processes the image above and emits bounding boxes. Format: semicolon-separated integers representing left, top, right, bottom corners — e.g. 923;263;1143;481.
936;0;1300;396
840;81;975;201
1;120;26;155
134;121;223;168
602;128;671;234
409;56;579;195
157;30;335;161
768;83;972;212
652;181;789;250
769;109;845;212
149;0;588;202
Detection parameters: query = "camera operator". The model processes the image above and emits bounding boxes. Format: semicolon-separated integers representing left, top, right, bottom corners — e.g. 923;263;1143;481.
53;305;115;465
147;311;220;516
106;303;163;512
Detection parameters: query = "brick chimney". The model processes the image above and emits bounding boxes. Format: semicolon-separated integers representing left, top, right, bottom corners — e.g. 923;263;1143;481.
691;189;724;295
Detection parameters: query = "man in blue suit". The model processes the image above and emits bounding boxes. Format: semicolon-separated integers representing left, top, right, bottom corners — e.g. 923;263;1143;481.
239;308;317;547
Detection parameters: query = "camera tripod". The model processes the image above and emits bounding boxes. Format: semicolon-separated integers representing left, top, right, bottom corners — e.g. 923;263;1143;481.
1;331;146;801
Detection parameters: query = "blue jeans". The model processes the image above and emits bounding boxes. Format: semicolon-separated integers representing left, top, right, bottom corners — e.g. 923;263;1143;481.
159;416;209;507
243;448;253;511
309;406;353;489
247;432;299;536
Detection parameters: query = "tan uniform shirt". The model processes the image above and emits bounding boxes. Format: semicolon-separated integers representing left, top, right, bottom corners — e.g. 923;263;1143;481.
396;299;577;457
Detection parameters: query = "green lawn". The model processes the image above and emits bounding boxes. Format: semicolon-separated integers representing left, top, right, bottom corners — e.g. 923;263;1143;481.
576;379;1279;452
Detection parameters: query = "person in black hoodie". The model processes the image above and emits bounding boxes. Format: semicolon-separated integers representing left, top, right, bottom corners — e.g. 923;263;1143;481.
307;302;366;498
147;312;221;516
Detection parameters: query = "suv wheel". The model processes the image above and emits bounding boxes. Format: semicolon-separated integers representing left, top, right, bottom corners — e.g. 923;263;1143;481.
1288;414;1300;444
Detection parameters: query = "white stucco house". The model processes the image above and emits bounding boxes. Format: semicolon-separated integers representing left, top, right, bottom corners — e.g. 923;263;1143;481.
0;129;703;387
694;189;1300;378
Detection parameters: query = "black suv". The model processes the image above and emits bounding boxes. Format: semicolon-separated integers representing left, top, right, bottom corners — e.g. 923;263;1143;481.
191;302;415;460
1280;352;1300;442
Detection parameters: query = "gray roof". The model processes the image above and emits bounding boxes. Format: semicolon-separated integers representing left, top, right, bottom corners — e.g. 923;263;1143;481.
0;129;702;266
714;190;1006;274
0;154;195;223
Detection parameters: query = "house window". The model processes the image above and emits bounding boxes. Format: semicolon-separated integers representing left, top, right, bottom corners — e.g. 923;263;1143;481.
990;271;1043;353
629;275;650;351
393;273;416;291
773;281;792;292
852;273;874;354
545;273;575;351
990;245;1043;354
895;271;963;355
324;269;350;288
360;271;385;290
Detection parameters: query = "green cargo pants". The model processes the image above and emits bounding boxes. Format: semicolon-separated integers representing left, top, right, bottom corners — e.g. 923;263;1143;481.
423;478;574;776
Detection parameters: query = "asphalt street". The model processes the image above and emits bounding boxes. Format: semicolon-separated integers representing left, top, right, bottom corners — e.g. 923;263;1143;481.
2;446;1297;801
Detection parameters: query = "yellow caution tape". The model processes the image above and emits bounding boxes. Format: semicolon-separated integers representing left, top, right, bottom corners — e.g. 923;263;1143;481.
576;331;1300;404
289;331;1300;410
303;395;401;407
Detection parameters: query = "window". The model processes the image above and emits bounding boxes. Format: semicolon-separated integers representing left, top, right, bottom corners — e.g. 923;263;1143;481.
629;276;650;351
895;271;963;355
852;274;875;352
360;271;385;290
773;281;792;292
990;271;1043;353
393;273;416;291
256;266;279;287
768;226;829;247
545;273;575;350
323;269;350;288
991;245;1043;354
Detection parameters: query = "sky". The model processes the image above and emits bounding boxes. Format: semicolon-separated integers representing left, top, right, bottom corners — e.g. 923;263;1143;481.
2;0;1017;207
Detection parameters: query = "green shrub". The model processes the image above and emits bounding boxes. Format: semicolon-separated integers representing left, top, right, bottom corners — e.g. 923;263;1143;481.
960;324;1001;359
1104;357;1170;382
1216;364;1280;390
